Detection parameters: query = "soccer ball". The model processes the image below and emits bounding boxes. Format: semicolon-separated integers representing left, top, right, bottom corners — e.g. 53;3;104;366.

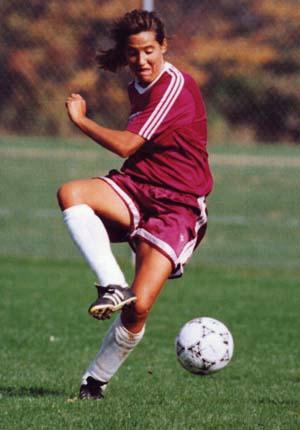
175;317;234;375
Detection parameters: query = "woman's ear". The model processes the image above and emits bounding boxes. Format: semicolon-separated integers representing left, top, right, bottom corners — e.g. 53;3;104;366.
161;38;168;54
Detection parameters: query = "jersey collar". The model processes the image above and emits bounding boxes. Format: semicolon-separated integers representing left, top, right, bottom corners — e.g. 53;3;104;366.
134;62;172;94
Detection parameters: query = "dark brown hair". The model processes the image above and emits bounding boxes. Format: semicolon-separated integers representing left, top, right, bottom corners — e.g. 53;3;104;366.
96;9;166;72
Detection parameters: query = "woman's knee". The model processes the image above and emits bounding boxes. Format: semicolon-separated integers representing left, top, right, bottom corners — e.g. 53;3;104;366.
122;298;151;326
57;180;83;210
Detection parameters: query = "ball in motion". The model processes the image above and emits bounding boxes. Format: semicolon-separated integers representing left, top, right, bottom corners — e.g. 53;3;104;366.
175;317;234;375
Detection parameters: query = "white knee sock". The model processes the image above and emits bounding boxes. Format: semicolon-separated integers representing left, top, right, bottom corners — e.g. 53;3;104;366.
82;316;145;384
62;204;127;287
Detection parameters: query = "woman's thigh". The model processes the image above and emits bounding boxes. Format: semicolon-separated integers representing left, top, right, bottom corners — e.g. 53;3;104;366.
57;177;131;231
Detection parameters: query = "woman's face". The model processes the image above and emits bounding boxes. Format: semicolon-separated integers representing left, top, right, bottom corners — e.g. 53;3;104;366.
126;31;167;86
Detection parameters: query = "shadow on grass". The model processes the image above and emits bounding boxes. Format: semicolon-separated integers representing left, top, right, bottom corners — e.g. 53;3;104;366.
0;385;64;398
257;398;300;407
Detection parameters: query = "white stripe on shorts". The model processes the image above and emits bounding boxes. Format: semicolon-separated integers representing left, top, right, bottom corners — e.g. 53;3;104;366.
176;197;208;272
134;227;178;267
100;176;140;230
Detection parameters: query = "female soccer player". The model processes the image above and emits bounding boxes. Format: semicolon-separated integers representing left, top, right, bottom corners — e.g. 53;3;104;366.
57;9;213;399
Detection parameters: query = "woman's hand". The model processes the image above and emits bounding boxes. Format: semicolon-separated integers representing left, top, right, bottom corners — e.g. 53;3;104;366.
66;93;87;125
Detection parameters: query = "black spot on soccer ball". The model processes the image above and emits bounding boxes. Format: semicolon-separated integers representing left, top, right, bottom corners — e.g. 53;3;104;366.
176;341;185;356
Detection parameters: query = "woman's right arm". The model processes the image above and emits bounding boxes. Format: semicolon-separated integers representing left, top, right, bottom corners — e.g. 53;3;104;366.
66;93;145;158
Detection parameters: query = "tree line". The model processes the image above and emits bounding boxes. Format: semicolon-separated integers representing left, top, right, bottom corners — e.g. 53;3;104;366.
1;0;299;143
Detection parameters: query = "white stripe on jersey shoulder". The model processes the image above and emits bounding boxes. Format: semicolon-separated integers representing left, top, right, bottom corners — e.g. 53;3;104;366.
133;62;172;94
139;63;184;140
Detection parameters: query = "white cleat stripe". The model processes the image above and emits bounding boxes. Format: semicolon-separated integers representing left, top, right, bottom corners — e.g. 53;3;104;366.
114;290;124;299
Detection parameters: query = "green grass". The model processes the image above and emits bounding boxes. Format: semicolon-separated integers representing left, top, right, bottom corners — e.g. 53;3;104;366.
0;137;300;429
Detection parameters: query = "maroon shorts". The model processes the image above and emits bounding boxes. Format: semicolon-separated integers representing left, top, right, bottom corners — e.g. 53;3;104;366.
101;170;208;279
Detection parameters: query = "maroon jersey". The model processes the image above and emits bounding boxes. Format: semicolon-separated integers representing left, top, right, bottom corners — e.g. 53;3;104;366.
124;62;213;197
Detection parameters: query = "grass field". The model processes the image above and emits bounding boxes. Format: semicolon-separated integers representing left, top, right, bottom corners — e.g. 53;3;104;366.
0;136;300;429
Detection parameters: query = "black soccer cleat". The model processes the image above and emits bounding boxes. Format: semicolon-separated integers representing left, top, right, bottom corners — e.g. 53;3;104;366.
79;376;107;400
88;284;137;320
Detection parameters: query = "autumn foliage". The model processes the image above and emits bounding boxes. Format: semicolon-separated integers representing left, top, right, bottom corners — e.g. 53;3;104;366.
1;0;299;143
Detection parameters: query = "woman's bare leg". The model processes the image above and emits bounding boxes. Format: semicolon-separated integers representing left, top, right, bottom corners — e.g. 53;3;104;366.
122;240;173;332
57;178;131;228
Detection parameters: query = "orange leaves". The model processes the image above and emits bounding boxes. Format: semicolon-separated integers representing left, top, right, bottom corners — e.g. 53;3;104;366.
255;0;300;23
189;36;277;74
8;50;39;84
68;69;99;93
